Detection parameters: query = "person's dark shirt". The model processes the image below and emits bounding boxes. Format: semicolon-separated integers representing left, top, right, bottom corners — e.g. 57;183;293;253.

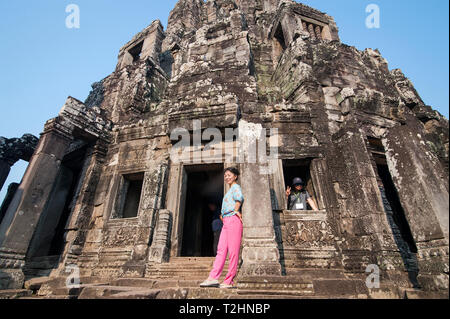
211;208;223;232
288;190;311;210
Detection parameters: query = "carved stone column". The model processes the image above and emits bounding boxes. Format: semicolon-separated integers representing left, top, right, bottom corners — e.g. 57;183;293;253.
308;23;316;40
315;25;322;40
0;119;72;289
237;120;282;278
148;209;172;263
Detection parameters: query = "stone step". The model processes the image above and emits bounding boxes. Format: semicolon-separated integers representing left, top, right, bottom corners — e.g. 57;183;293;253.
312;278;369;297
147;262;228;270
15;269;449;300
170;257;216;263
145;271;213;278
98;289;163;299
77;286;370;300
77;285;236;299
25;275;104;292
145;260;230;279
0;289;33;299
38;286;83;297
146;267;212;271
236;289;314;297
236;276;315;297
110;278;158;288
36;278;109;297
21;294;78;300
234;294;308;299
284;268;347;279
78;285;159;299
20;266;430;300
402;288;449;299
111;278;227;289
24;276;52;291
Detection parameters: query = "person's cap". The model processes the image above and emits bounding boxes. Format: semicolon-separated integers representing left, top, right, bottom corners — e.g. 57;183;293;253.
292;177;304;186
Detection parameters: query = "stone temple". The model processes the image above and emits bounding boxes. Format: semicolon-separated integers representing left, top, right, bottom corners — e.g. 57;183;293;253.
0;0;448;299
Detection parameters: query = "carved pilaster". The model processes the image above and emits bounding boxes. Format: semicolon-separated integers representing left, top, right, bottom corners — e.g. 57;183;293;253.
148;210;172;263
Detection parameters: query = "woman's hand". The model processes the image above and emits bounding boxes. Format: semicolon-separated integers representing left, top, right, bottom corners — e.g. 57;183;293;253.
236;212;243;223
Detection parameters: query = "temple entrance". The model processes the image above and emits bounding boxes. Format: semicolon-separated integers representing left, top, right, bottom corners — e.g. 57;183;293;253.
181;164;224;257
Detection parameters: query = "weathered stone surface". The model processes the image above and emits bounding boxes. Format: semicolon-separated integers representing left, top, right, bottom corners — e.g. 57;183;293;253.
0;0;448;299
0;182;18;225
0;134;39;192
0;134;39;165
0;289;32;299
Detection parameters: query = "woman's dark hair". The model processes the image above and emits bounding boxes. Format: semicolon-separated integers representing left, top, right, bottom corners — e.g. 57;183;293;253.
224;167;240;178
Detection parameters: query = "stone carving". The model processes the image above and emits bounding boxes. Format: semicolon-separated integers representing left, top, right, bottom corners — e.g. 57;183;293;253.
284;220;334;248
102;227;140;247
0;134;38;165
0;134;39;192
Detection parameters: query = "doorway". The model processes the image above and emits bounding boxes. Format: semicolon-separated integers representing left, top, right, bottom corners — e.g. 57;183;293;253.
368;137;420;288
181;164;224;257
27;146;87;259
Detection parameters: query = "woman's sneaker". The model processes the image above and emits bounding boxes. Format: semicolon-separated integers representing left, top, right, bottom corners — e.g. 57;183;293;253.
199;279;219;287
219;283;235;289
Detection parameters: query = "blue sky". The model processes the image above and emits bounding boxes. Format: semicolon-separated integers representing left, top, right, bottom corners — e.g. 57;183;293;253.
0;0;448;201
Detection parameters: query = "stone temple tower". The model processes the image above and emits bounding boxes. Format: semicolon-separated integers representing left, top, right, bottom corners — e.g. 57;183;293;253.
0;0;448;299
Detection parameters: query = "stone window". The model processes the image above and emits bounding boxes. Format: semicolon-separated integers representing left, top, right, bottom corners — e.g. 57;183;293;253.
112;172;144;219
272;23;287;67
301;20;323;41
282;159;318;210
129;41;144;63
274;23;287;51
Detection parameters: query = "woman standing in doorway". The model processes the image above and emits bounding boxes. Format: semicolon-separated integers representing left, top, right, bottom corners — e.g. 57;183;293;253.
200;167;244;289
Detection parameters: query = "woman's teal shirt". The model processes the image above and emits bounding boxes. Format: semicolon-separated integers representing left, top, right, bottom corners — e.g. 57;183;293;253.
221;184;244;218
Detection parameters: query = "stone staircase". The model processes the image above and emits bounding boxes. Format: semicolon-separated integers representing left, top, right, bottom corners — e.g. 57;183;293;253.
145;257;223;279
2;257;447;299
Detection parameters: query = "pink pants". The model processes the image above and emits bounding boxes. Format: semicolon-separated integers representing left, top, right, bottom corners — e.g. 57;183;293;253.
209;214;243;285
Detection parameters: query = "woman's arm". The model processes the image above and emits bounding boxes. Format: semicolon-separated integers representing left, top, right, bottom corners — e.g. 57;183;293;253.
307;198;319;211
234;201;242;222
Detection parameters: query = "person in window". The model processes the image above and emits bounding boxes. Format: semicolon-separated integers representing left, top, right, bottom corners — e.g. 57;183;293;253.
285;177;319;211
200;167;243;289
